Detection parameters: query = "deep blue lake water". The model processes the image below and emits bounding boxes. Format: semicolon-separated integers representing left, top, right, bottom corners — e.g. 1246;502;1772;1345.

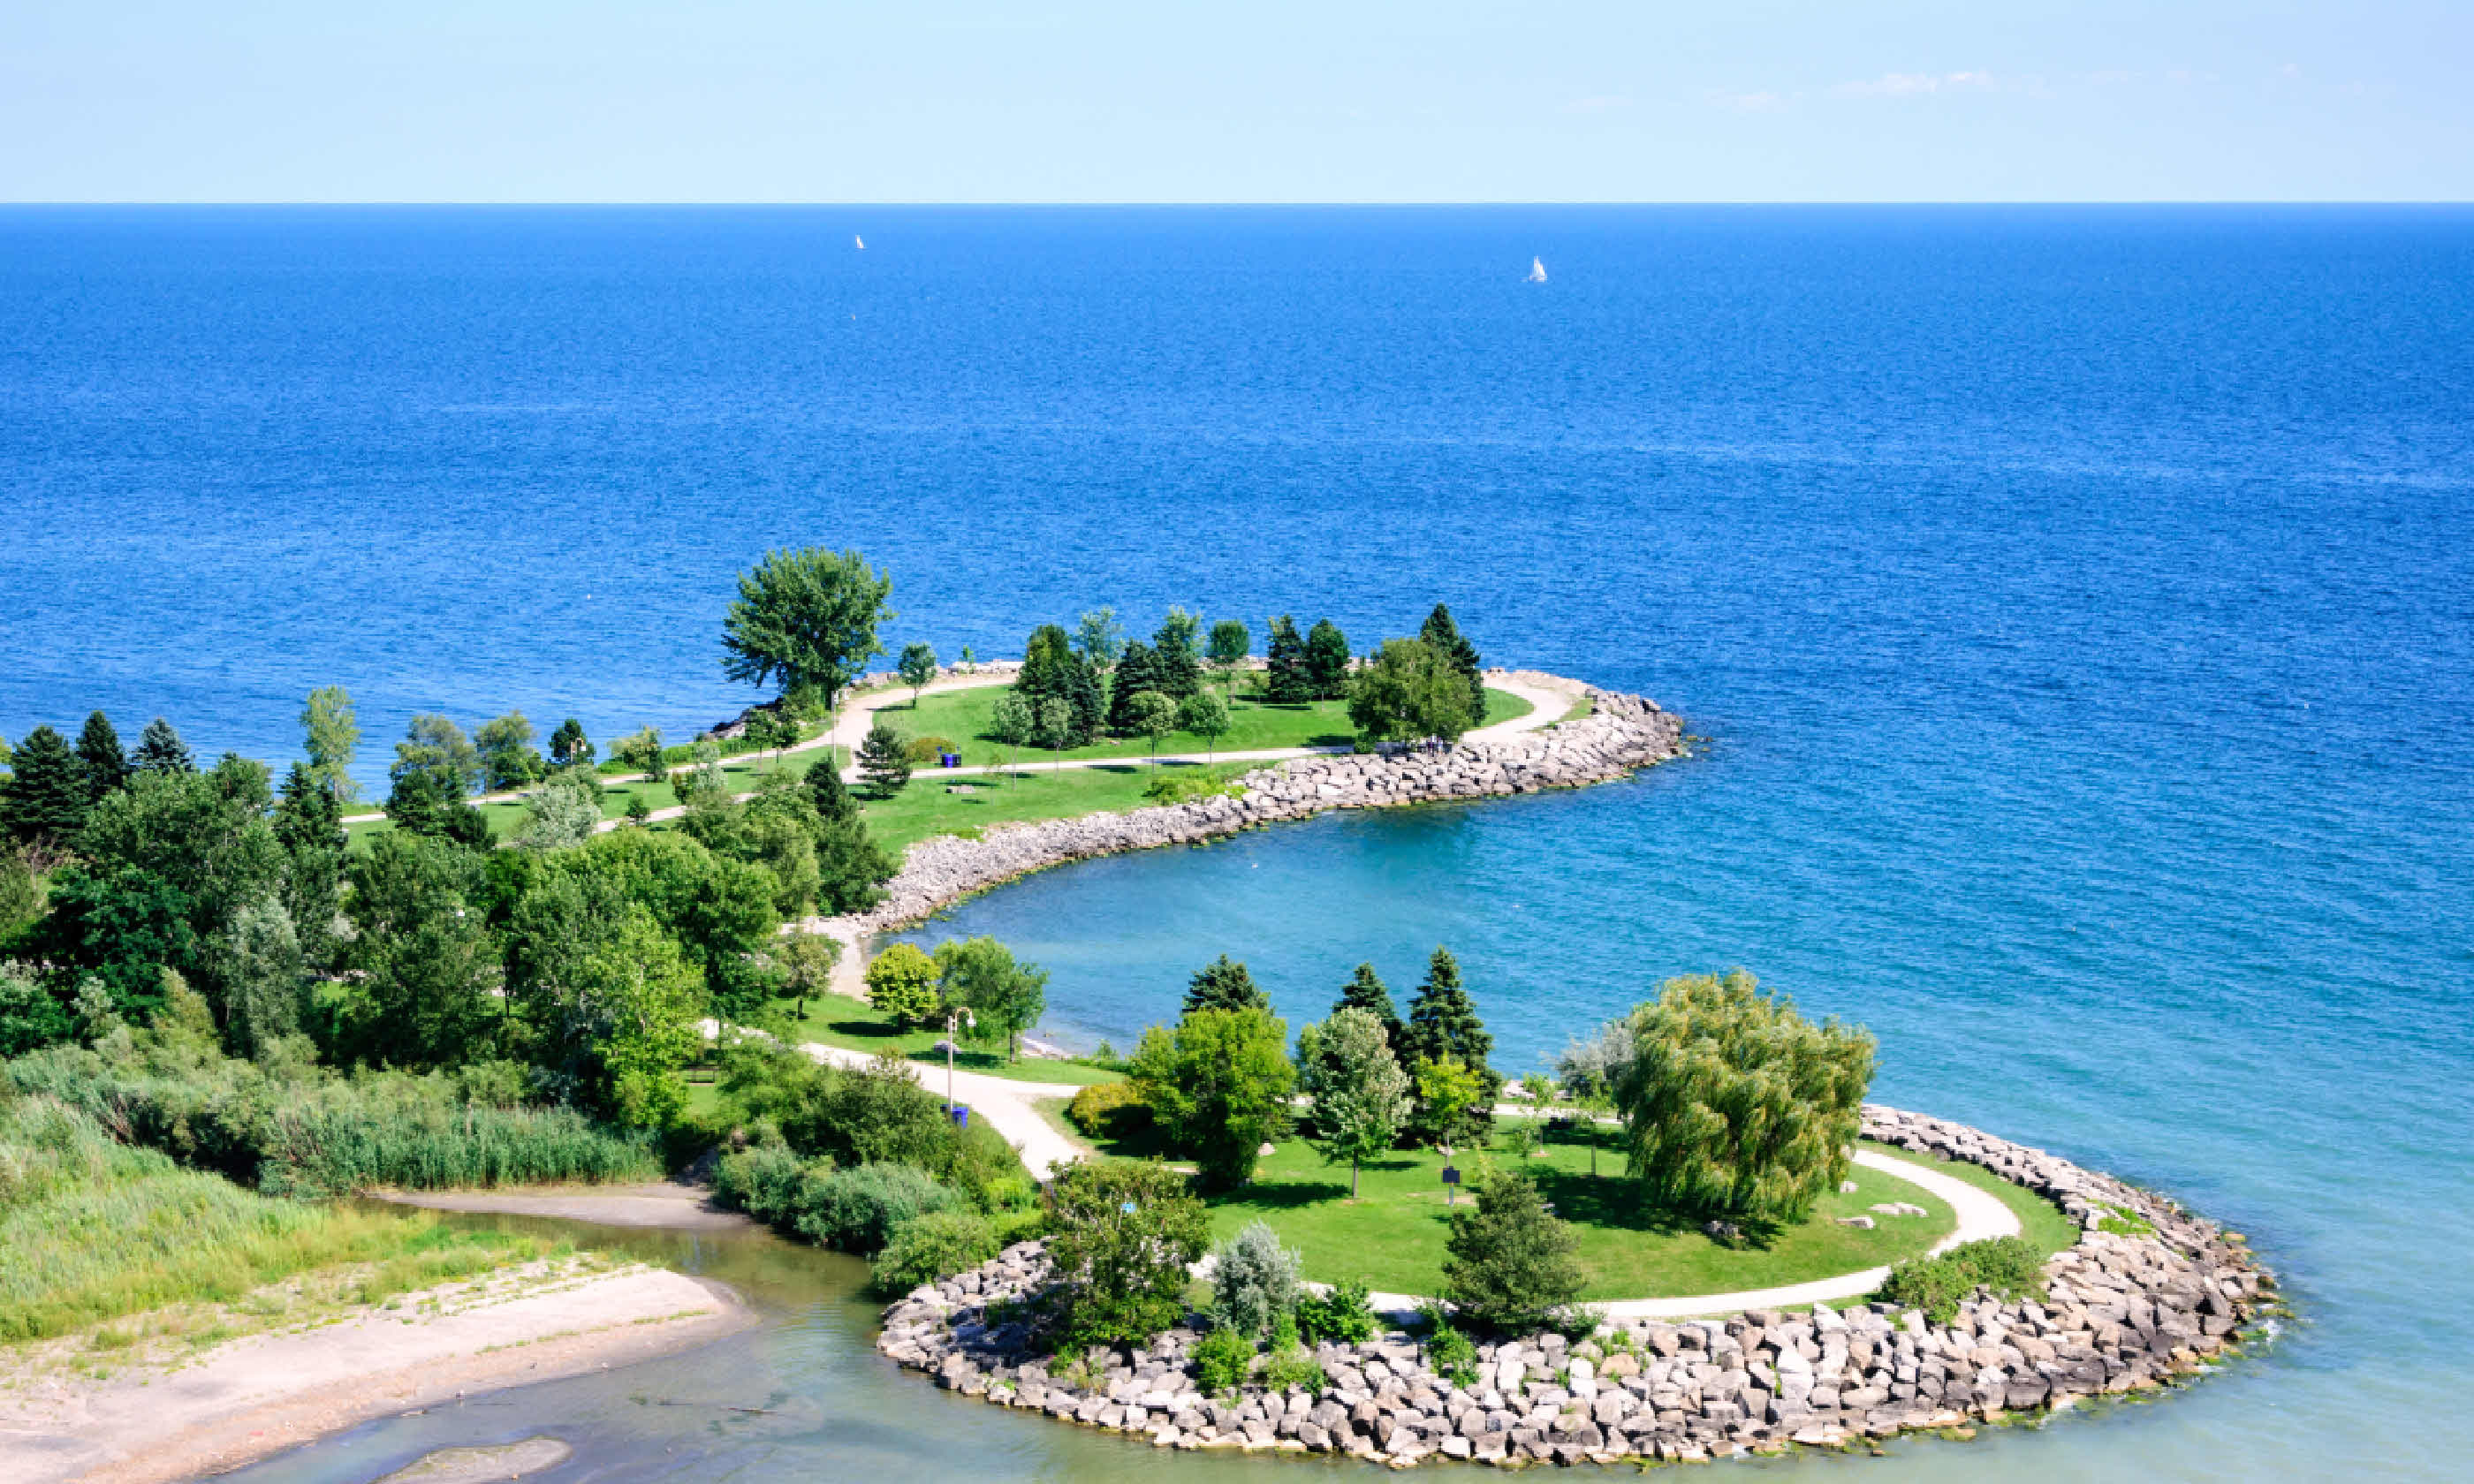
6;207;2470;1479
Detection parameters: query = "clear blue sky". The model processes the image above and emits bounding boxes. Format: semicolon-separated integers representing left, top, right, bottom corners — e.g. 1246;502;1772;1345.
4;1;2468;201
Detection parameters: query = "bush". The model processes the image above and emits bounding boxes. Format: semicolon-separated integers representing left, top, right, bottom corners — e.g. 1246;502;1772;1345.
1211;1220;1303;1342
1064;1079;1152;1140
1043;1160;1209;1348
903;735;955;764
871;1209;999;1294
1192;1323;1255;1397
711;1137;814;1226
1420;1306;1480;1388
1441;1169;1583;1336
1876;1236;2048;1325
1294;1279;1379;1345
1142;771;1244;804
1261;1314;1327;1392
793;1161;960;1254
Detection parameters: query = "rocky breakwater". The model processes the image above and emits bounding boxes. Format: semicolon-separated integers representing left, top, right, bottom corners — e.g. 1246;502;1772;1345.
875;1106;2274;1467
839;680;1686;934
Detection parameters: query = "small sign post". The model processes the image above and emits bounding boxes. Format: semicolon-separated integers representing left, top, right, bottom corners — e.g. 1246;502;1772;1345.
1440;1164;1461;1206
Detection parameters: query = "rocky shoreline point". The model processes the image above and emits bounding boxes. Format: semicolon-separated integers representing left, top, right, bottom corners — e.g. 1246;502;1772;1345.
875;1106;2275;1467
832;673;1687;935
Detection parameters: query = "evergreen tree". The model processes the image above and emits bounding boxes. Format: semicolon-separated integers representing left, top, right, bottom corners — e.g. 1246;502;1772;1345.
813;809;895;913
1106;641;1163;734
1152;608;1204;698
1264;615;1311;703
548;716;594;768
274;762;346;973
1333;961;1406;1056
807;751;858;822
274;761;345;855
1419;604;1487;724
76;712;131;803
133;717;194;775
1015;623;1104;747
1304;619;1353;700
0;725;88;846
1441;1169;1583;1335
857;723;912;798
1405;946;1498;1115
1184;953;1268;1015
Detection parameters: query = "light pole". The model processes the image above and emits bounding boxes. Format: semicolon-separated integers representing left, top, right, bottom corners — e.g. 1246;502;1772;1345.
944;1006;976;1121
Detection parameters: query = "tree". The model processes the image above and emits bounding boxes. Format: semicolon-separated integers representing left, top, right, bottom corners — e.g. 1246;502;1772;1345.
392;714;482;799
76;712;131;803
1073;607;1127;669
721;546;895;709
775;932;839;1022
548;716;593;768
1211;1221;1303;1341
0;960;72;1058
1303;619;1352;700
1264;616;1310;703
339;830;500;1069
301;686;361;800
1035;698;1076;753
1404;947;1496;1115
1015;624;1104;746
988;692;1034;781
932;935;1049;1060
1419;604;1487;725
1123;690;1177;768
1206;618;1251;687
1177;689;1230;762
514;773;603;852
214;894;307;1057
1412;1054;1487;1148
857;723;912;798
505;879;704;1124
133;717;194;776
1104;641;1163;734
1;725;88;848
1347;638;1476;747
1332;962;1405;1057
896;641;939;708
1130;1005;1294;1191
1043;1159;1210;1347
272;761;345;973
1184;953;1266;1015
1297;1007;1411;1197
743;708;798;760
813;809;896;913
1612;969;1875;1223
808;750;856;822
474;711;543;791
864;942;940;1025
1152;608;1204;698
614;726;666;782
1556;1018;1634;1178
1441;1169;1583;1335
385;768;490;848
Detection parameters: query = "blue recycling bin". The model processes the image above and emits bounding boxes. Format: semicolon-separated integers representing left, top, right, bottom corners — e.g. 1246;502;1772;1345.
949;1105;969;1129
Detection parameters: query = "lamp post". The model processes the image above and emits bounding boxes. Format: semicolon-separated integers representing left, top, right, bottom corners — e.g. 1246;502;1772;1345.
944;1006;976;1121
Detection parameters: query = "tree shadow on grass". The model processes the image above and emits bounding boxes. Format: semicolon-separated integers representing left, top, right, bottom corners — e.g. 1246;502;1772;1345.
1523;1167;1778;1246
825;1017;907;1043
1219;1178;1353;1209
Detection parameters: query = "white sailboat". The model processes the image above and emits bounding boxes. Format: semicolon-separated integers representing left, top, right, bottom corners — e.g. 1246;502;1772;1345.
1526;256;1547;284
854;234;866;250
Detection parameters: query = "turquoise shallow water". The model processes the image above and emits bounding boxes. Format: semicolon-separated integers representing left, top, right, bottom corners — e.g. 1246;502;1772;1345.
8;206;2470;1477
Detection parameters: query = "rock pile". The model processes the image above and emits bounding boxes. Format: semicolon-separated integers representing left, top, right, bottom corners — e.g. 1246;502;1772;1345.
876;1105;2273;1465
834;678;1686;934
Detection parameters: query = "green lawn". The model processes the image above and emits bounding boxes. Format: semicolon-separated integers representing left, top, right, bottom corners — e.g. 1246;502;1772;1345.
1194;1124;1958;1302
854;760;1256;856
781;993;1125;1087
880;684;1531;768
345;748;846;849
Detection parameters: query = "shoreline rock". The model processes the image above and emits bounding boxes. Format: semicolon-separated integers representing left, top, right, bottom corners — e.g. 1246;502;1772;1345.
817;675;1688;936
874;1104;2275;1465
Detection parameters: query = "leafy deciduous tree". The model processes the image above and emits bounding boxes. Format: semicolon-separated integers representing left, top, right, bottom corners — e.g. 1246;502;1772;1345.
1297;1007;1411;1197
898;641;938;707
1206;618;1251;685
1412;1053;1487;1149
721;546;896;709
1043;1159;1210;1347
301;686;361;800
1177;688;1230;762
1123;690;1177;767
1130;1005;1295;1191
614;726;666;783
932;935;1048;1060
474;711;544;791
1347;638;1475;746
864;942;940;1026
1073;607;1127;669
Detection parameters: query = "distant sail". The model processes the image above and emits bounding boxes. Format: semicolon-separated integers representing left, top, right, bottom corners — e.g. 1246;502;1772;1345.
1527;256;1547;284
854;234;866;250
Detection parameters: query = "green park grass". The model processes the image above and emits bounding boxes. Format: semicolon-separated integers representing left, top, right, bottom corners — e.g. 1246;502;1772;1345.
781;993;1124;1087
882;684;1531;768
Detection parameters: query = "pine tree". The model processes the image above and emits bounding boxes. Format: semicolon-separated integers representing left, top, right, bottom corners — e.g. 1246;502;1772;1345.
1184;954;1268;1016
1333;962;1406;1056
274;761;345;854
1419;604;1486;724
0;725;89;846
808;751;858;822
76;712;130;803
133;717;194;775
548;717;593;768
1304;619;1353;700
857;722;912;798
1152;608;1204;699
1405;946;1498;1116
1264;616;1311;703
1106;641;1163;734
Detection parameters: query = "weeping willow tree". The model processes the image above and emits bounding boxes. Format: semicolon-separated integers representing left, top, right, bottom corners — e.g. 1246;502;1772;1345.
1612;970;1875;1224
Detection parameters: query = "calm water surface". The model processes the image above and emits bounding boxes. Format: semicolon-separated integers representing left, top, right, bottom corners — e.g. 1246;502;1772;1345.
7;206;2470;1479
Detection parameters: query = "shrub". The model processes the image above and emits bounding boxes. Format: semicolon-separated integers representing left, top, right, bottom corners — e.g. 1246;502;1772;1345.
1294;1279;1379;1345
793;1161;960;1254
711;1138;813;1226
1261;1314;1327;1392
871;1209;999;1293
1064;1079;1152;1140
1192;1323;1255;1397
1043;1160;1209;1348
1420;1306;1480;1388
1441;1169;1583;1335
903;735;954;764
1211;1220;1303;1342
1877;1236;2048;1325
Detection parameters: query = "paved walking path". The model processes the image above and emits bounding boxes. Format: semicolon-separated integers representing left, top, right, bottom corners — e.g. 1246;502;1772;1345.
798;1041;1086;1181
